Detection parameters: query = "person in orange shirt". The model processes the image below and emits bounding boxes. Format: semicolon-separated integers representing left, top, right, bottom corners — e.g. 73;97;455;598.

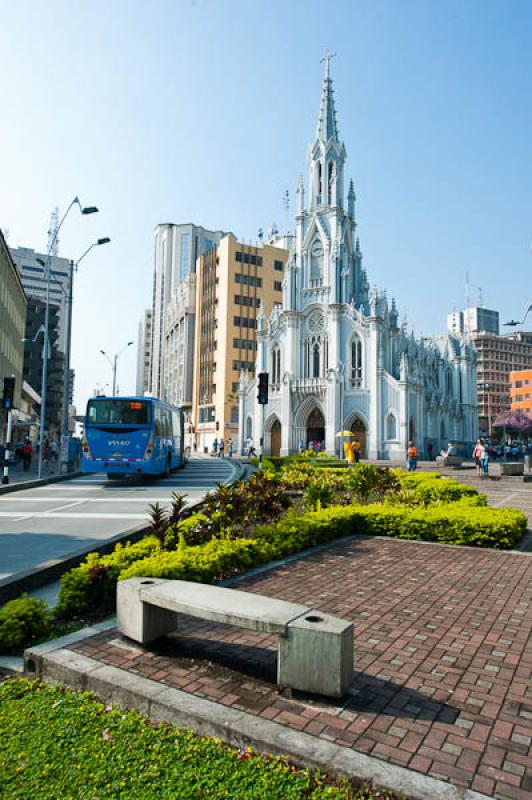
406;441;419;472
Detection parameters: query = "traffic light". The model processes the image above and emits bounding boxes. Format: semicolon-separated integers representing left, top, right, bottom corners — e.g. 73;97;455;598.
257;372;268;405
2;377;15;410
215;420;220;431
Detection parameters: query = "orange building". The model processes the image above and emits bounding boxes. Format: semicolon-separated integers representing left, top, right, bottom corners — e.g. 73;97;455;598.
510;369;532;413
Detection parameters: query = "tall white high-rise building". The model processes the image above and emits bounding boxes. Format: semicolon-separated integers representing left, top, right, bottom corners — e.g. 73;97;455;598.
150;223;228;399
447;306;499;337
10;247;72;352
136;309;152;395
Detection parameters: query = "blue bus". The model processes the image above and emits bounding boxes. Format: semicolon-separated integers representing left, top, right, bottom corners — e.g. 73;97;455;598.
82;396;186;479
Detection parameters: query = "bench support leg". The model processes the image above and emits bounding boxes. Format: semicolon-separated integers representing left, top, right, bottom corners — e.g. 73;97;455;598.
117;578;177;645
279;612;353;698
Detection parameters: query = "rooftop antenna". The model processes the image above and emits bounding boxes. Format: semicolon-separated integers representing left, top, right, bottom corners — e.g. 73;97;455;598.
257;228;263;244
283;189;290;236
477;286;483;307
47;207;60;256
465;271;470;310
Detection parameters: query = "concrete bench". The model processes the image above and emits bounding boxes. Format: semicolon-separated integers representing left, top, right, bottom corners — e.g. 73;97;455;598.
491;462;524;477
117;578;353;698
435;454;462;468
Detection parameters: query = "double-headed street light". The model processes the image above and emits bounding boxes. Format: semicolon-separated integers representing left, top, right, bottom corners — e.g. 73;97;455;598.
100;341;134;396
36;236;111;446
36;197;99;479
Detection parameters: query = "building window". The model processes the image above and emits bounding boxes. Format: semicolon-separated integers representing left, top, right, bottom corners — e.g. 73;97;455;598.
274;260;284;271
179;233;191;282
235;274;262;288
233;316;257;329
274;281;282;291
312;343;320;378
230;406;239;423
271;346;281;385
351;337;362;383
386;413;397;440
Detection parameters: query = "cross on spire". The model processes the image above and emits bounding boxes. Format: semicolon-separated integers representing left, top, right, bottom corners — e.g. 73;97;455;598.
321;49;336;80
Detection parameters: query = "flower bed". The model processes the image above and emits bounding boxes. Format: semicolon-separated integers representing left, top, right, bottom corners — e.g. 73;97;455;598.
0;678;396;800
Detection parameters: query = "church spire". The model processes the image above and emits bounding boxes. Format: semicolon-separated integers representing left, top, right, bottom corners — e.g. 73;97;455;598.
316;50;338;143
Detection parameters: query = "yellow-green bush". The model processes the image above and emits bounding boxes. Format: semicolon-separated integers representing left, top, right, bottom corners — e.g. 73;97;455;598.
0;596;49;653
55;500;526;620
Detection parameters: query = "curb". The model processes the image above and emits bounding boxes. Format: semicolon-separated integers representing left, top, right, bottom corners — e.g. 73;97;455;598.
0;471;82;496
23;632;490;800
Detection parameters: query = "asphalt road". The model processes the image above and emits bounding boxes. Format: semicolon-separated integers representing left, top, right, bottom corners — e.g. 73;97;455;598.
0;456;237;581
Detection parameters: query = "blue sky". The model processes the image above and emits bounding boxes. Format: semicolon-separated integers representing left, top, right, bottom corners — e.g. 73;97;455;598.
0;0;530;409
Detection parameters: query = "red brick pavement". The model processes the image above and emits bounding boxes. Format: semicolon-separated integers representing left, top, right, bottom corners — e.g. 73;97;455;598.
70;537;532;799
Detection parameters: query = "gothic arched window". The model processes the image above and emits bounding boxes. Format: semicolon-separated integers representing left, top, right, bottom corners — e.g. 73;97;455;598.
446;370;453;397
310;240;323;281
312;343;320;378
328;161;333;204
386;413;397;440
271;346;281;386
246;416;253;441
351;337;363;383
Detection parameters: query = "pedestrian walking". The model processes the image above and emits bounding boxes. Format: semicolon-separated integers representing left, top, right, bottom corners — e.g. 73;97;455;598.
22;439;32;471
353;440;361;463
43;439;51;470
212;437;218;456
218;438;225;458
50;439;58;465
478;438;489;478
472;439;483;477
227;438;233;458
406;441;418;472
247;438;256;458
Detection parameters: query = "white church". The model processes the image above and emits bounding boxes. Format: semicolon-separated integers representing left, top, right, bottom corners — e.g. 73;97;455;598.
238;56;477;459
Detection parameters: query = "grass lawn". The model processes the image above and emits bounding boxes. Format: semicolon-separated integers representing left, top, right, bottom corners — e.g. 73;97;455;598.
0;679;401;800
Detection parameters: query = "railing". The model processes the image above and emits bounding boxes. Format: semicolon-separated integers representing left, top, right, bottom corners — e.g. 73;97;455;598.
290;378;327;394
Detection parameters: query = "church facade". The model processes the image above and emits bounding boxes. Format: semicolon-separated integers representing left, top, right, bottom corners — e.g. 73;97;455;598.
238;59;477;459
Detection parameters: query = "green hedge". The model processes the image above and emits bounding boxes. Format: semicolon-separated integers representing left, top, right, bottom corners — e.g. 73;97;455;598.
0;596;49;653
56;502;526;620
395;473;484;505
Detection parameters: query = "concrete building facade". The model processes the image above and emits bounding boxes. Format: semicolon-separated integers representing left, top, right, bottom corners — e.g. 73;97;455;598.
136;309;152;396
473;331;532;433
164;274;196;409
510;368;532;414
0;230;27;444
239;60;477;458
193;235;288;450
10;247;71;352
149;223;228;399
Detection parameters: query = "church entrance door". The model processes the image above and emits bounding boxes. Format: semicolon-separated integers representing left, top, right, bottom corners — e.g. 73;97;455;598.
270;420;281;457
306;408;325;450
351;418;367;458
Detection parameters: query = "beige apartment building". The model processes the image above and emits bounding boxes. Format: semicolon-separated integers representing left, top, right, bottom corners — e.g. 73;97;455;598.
193;235;288;450
472;331;532;434
0;229;27;444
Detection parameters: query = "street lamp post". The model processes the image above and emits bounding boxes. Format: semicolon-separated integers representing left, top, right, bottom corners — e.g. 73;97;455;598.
37;197;99;479
100;342;134;396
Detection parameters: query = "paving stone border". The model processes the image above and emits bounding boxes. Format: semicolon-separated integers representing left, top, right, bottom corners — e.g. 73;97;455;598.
24;625;490;800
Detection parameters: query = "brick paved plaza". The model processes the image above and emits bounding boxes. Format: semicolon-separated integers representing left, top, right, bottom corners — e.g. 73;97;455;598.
70;531;532;800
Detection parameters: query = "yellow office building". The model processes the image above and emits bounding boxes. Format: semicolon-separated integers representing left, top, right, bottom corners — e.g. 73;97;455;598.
193;235;288;450
0;229;27;444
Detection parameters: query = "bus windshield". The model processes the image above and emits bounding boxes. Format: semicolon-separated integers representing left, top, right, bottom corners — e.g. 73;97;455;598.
86;399;152;426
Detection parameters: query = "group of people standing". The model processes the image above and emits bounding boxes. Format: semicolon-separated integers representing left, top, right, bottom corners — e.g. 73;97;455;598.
211;437;233;458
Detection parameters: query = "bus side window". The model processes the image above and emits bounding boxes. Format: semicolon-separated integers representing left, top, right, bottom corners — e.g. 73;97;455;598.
164;410;172;438
154;407;162;438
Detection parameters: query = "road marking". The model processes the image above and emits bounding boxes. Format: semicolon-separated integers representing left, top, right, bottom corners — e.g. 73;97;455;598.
11;499;87;522
492;491;521;507
0;512;147;520
1;497;180;503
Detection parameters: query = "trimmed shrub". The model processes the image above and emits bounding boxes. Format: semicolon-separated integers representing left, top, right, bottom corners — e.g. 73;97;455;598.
389;475;484;506
56;490;527;620
0;596;49;653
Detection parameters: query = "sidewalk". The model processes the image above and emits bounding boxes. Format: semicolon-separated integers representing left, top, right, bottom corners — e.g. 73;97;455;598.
0;461;79;493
